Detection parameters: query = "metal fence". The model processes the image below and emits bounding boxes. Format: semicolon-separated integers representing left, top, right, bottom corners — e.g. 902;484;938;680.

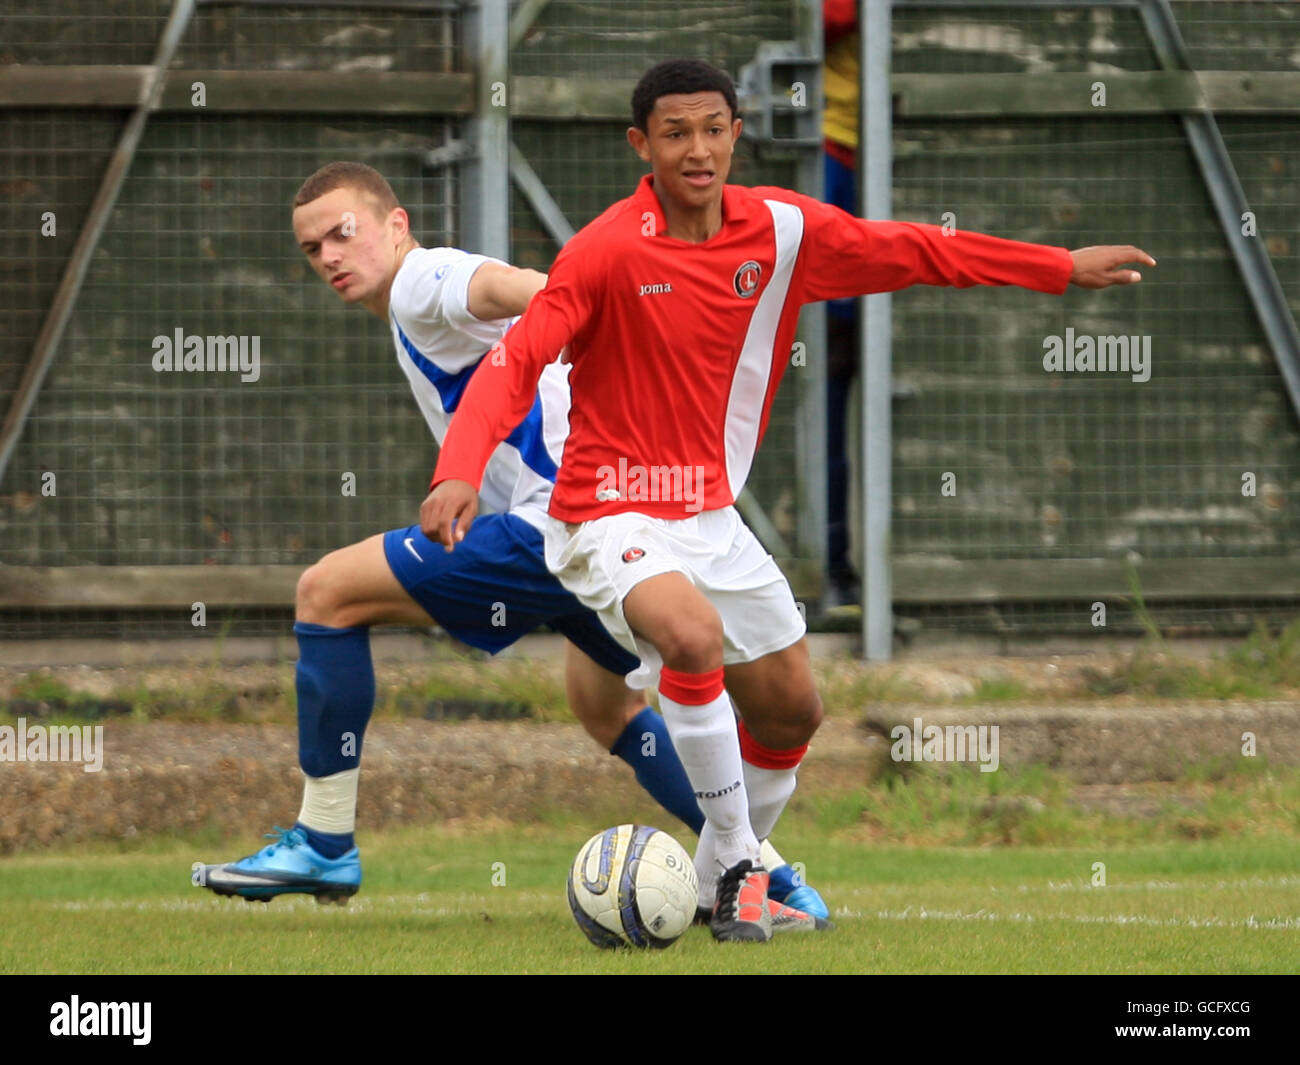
0;0;817;639
1;0;1297;647
875;1;1300;645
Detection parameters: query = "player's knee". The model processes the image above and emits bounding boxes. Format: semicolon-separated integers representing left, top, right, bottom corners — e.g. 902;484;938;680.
569;688;626;751
792;690;824;743
575;709;625;752
592;687;650;747
749;691;823;750
576;684;649;751
655;616;724;673
295;558;346;626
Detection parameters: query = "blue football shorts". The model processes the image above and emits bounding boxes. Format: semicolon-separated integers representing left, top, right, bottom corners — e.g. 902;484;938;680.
382;513;641;678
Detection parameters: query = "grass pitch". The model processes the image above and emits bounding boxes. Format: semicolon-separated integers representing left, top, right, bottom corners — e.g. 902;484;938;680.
2;819;1297;975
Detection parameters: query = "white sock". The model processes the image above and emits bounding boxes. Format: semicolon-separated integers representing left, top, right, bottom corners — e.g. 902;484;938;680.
694;822;720;908
297;767;360;834
659;688;760;876
742;761;798;842
760;838;786;871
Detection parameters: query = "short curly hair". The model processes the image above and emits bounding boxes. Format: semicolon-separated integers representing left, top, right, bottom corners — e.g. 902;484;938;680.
631;59;739;132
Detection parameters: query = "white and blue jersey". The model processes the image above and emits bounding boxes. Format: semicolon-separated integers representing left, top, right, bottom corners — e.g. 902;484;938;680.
387;246;571;531
380;247;638;676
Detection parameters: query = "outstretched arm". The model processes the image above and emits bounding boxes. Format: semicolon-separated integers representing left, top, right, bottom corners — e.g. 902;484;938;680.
1068;245;1155;288
792;194;1154;299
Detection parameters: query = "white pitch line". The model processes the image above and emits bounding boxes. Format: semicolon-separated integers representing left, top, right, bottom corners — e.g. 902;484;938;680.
837;874;1300;898
851;907;1300;930
1036;875;1300;893
48;891;561;915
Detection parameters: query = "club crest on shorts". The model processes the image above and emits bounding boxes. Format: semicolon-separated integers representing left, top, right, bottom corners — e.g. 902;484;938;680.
733;260;761;298
621;547;646;563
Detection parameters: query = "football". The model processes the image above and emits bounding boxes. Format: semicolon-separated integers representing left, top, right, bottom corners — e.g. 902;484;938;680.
567;824;699;948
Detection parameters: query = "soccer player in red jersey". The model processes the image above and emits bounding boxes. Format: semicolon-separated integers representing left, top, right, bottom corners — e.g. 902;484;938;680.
424;59;1155;941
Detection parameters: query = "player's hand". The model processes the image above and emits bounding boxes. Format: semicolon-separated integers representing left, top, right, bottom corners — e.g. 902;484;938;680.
1068;245;1156;288
420;480;479;551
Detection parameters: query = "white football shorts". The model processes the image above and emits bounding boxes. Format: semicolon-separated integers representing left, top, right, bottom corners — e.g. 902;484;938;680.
543;506;807;690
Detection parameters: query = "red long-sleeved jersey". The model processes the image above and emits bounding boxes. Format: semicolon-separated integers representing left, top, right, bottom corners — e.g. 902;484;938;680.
433;174;1073;522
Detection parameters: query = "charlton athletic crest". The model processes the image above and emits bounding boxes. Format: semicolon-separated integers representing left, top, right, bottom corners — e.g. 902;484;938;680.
622;547;646;563
733;260;761;298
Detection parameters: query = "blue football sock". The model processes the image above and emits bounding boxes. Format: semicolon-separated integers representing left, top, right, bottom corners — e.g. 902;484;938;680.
296;822;355;860
294;621;375;779
768;862;799;896
611;706;705;835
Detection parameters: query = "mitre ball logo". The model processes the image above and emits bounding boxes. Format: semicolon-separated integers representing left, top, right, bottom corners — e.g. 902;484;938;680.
622;547;646;563
733;260;761;298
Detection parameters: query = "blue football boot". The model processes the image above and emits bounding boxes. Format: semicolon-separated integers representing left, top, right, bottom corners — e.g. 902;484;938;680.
766;861;831;921
196;825;360;905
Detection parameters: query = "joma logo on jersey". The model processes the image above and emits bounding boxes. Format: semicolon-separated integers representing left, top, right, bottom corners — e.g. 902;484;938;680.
733;260;761;298
639;282;673;296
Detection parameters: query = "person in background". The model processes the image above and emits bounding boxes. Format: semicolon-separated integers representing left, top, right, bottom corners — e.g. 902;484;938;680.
824;0;861;606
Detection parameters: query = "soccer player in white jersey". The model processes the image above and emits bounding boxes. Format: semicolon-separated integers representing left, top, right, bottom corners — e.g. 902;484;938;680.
196;162;827;924
424;60;1155;941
